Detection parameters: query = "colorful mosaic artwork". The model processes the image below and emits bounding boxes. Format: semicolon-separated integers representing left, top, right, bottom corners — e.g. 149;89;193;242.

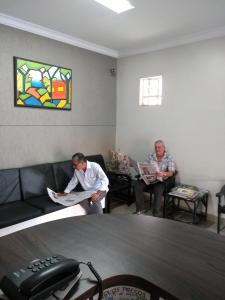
14;57;72;110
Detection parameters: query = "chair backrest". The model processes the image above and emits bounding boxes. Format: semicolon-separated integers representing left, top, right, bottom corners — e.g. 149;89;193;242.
0;168;22;204
20;163;56;200
52;160;74;192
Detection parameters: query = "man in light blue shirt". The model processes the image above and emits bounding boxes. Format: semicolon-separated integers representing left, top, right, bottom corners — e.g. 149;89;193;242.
58;153;109;214
135;140;176;216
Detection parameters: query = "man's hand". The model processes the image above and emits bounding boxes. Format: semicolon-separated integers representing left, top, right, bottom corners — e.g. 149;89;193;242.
91;191;101;201
156;171;167;177
57;192;68;197
156;171;173;178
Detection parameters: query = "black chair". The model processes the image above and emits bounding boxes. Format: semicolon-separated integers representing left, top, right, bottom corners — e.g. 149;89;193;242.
107;171;133;212
136;172;177;213
86;155;133;213
216;185;225;234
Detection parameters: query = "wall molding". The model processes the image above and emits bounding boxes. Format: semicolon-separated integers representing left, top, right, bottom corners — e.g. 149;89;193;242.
0;13;118;58
118;26;225;57
1;13;225;58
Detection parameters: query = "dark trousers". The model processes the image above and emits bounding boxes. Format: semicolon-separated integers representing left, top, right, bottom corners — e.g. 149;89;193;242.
134;178;174;216
80;191;106;215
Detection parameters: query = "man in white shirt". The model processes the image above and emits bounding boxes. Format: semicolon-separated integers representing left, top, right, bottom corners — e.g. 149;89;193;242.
57;153;109;214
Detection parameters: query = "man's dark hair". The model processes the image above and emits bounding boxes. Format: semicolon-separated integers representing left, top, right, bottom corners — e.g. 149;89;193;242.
72;152;87;162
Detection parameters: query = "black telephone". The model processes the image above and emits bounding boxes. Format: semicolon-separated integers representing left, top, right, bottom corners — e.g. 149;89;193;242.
0;254;81;300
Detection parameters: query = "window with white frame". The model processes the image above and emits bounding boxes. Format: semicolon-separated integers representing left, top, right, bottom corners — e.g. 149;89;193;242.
139;75;162;106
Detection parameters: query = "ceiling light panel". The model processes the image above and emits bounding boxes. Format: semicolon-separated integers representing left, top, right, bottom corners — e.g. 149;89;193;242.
94;0;134;14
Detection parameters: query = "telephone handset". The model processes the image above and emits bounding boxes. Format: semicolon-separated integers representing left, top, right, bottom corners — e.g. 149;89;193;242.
0;254;81;300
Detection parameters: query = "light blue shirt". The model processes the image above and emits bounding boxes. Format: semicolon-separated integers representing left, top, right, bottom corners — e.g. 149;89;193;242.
64;160;109;193
148;152;175;173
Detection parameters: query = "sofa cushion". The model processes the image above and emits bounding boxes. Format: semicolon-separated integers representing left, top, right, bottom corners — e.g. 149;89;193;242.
25;195;64;214
52;160;74;192
20;163;56;200
0;201;42;229
0;168;21;204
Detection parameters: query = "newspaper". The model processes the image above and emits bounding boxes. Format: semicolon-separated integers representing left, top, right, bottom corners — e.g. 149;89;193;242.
168;186;199;200
47;188;95;206
129;157;162;185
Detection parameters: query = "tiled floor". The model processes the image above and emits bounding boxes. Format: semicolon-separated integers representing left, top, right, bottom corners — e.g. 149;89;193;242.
110;199;225;236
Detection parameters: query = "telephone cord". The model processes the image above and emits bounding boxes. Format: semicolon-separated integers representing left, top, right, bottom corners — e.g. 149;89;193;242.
61;261;103;300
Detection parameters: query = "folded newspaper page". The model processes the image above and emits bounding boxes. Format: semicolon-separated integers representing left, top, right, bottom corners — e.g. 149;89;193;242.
137;162;158;185
47;188;95;206
169;186;199;200
129;157;162;185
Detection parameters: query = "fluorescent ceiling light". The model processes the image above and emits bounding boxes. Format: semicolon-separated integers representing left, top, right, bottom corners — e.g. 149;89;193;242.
94;0;134;14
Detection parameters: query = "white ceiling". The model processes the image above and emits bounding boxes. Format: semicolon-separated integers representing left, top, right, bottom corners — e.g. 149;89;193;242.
1;0;225;57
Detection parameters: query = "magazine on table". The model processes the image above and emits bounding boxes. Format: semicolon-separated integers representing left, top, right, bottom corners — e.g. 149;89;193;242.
47;187;95;206
129;157;162;185
168;185;199;200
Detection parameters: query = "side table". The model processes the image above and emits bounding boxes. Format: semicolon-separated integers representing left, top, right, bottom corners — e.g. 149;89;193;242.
163;187;209;224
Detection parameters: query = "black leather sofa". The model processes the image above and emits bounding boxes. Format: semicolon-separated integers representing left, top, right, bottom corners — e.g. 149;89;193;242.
0;155;110;229
0;154;133;229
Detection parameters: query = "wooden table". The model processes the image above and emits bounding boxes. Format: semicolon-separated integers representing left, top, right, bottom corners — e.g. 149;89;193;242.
0;215;225;300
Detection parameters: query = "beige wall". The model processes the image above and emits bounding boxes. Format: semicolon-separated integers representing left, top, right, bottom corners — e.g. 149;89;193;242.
1;23;225;217
116;37;225;216
0;25;117;168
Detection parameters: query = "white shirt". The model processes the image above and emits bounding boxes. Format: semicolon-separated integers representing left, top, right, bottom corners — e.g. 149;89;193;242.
64;160;109;194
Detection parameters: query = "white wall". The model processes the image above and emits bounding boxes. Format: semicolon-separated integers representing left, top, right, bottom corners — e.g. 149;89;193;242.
116;37;225;216
0;25;117;168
